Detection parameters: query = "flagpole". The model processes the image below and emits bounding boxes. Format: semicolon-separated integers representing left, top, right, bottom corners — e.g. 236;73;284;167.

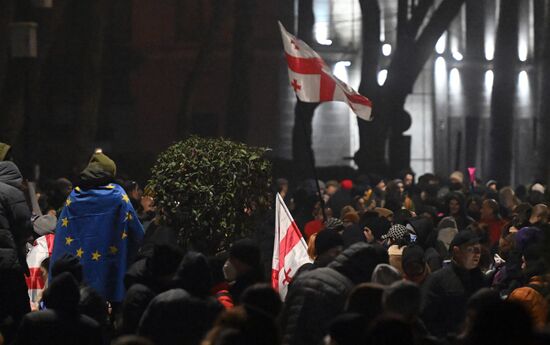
297;98;327;222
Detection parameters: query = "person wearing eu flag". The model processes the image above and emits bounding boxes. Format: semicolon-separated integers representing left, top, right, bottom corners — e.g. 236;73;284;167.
50;151;144;303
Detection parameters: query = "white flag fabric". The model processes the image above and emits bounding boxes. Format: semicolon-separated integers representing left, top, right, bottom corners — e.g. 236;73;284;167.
272;193;312;300
278;21;373;121
25;234;55;309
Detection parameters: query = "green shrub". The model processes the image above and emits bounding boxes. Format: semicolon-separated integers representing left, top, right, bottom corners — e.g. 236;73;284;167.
146;137;272;254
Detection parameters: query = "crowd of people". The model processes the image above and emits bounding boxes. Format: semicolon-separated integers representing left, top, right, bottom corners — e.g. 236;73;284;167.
1;140;550;345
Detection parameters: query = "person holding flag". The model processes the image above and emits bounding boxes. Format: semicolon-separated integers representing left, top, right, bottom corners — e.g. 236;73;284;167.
50;151;144;304
272;193;312;301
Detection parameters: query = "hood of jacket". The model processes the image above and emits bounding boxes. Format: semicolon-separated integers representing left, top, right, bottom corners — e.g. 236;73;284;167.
0;161;23;188
174;251;212;298
79;152;116;189
329;242;389;285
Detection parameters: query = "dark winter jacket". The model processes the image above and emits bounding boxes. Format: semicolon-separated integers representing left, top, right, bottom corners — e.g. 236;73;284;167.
138;288;220;345
0;161;32;273
13;272;101;345
118;283;156;336
0;229;31;344
280;242;387;345
421;262;487;337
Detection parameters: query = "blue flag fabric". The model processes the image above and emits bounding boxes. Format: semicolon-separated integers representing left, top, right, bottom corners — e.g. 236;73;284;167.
50;183;144;302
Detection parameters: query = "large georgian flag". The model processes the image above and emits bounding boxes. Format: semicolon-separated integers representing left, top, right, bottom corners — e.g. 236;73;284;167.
272;193;312;300
278;21;373;121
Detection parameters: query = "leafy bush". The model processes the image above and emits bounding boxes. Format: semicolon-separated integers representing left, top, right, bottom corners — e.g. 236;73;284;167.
146;137;272;254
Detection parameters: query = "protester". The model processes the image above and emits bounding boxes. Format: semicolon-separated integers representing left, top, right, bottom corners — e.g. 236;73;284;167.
479;199;507;246
0;160;32;343
226;239;263;303
280;242;387;345
13;272;102;345
50;151;144;303
422;230;487;337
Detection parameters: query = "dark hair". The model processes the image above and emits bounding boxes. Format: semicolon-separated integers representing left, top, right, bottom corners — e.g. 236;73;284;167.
240;284;282;318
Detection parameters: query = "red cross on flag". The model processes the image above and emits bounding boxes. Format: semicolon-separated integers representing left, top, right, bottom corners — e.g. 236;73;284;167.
278;21;373;121
272;193;312;300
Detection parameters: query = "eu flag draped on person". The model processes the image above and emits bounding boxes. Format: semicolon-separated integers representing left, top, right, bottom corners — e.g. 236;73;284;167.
50;152;144;302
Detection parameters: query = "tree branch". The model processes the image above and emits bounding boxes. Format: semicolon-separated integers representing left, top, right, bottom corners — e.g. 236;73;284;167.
409;0;435;36
408;0;465;86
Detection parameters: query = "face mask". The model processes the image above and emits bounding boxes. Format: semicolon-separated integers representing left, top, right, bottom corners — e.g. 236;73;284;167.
223;259;237;282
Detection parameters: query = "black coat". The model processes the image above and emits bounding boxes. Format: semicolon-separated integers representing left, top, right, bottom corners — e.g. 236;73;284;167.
0;162;32;273
421;262;487;337
138;288;221;345
13;310;101;345
0;230;31;344
280;242;387;345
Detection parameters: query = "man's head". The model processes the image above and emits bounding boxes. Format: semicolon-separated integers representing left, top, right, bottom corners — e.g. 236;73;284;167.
486;180;498;191
450;230;481;270
325;180;339;196
529;203;549;225
314;229;344;263
480;199;499;220
403;173;414;187
402;245;428;284
229;239;261;277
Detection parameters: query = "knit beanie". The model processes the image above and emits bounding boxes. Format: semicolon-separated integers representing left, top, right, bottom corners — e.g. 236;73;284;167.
51;253;83;283
33;214;57;236
341;179;353;190
230;239;261;267
0;142;11;161
315;229;344;256
80;152;117;182
42;272;80;312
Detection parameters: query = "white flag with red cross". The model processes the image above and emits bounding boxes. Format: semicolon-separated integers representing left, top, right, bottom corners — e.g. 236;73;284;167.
272;193;312;300
25;234;55;308
278;21;373;121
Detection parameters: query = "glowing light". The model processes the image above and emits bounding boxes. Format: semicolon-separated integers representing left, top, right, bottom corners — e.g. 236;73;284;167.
382;43;392;56
518;40;528;62
452;51;463;61
435;33;446;54
484;70;494;90
518;70;529;94
333;61;351;83
435;57;447;81
377;69;388;86
485;37;495;61
314;23;332;45
449;68;461;91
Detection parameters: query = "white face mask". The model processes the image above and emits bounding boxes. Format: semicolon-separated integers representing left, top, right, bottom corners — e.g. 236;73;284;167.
223;259;237;282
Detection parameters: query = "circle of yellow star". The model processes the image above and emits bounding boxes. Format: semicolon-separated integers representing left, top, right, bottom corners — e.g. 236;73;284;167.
76;248;84;258
109;246;118;254
66;198;71;207
65;236;74;245
125;212;133;221
122;194;130;203
106;184;115;189
62;218;69;227
75;186;81;192
91;250;101;261
121;231;128;240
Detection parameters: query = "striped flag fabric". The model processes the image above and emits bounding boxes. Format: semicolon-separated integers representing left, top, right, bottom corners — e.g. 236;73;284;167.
272;193;312;300
278;21;373;121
